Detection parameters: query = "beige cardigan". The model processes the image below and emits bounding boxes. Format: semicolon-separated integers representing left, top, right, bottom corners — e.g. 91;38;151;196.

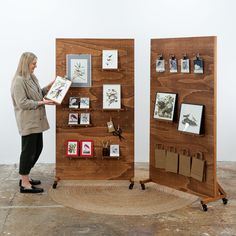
11;75;50;136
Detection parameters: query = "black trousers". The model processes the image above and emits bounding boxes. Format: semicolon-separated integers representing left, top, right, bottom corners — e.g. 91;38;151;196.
19;133;43;175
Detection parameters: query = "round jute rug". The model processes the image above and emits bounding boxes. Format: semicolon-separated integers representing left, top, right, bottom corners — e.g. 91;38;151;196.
49;180;198;215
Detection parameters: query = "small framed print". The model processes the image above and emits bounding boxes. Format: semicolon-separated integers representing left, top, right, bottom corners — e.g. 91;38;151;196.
80;140;94;157
178;103;204;135
66;140;79;157
181;58;190;73
80;97;90;109
102;50;118;69
169;57;177;73
80;113;90;125
110;144;120;157
66;54;92;87
154;92;177;121
69;97;79;109
103;84;121;109
45;76;72;104
156;59;165;72
68;113;79;125
194;58;204;74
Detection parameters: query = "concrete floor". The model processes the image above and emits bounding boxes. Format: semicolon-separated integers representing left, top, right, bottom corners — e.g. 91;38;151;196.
0;162;235;236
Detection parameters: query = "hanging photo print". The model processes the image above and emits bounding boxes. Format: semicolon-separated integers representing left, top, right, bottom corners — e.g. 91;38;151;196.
169;56;177;73
193;55;204;74
66;54;92;87
181;56;190;73
103;84;121;109
153;92;177;121
102;50;118;69
156;55;165;72
178;103;204;135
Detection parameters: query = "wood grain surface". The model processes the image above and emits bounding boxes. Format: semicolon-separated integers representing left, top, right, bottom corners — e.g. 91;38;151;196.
56;39;134;180
150;37;217;197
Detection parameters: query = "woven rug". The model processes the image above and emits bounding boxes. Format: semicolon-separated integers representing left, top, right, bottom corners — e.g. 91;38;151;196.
49;180;198;215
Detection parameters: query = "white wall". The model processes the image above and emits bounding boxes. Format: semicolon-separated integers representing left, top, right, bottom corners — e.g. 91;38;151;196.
0;0;235;164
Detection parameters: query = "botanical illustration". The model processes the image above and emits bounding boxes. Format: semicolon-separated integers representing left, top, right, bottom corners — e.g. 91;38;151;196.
71;59;88;83
102;50;118;69
80;113;90;125
66;140;78;156
103;84;121;109
154;92;176;121
80;97;90;109
110;144;120;157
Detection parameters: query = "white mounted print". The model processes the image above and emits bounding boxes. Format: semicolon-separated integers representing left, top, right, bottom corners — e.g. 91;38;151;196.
156;59;165;72
80;113;90;125
102;50;118;69
68;113;79;125
66;54;91;87
110;144;120;157
103;84;121;109
181;59;190;73
80;97;90;109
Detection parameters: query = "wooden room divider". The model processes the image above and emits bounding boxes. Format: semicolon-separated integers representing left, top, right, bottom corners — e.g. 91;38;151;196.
140;36;227;211
53;39;134;188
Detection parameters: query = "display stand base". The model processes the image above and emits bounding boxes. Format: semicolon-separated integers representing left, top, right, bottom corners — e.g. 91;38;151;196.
139;179;228;211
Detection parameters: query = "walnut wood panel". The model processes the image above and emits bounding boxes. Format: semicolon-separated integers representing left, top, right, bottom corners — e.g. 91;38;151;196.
56;39;134;180
150;37;217;197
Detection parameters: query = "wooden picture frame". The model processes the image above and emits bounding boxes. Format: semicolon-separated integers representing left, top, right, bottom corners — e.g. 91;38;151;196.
80;140;94;157
103;84;121;109
66;54;92;87
66;140;79;157
102;50;118;69
178;103;204;134
45;76;72;104
153;92;177;121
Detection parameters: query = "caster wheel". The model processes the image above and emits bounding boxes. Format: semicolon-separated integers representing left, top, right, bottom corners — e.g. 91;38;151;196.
141;183;145;190
129;183;134;190
222;198;228;205
52;182;57;189
202;204;208;211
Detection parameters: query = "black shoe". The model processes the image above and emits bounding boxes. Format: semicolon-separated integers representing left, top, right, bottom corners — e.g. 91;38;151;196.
19;179;41;187
20;185;44;193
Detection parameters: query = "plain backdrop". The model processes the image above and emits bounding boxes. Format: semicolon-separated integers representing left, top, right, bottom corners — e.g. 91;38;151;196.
0;0;235;164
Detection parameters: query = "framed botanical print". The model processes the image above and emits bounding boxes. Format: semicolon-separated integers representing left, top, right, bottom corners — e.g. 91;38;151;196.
178;103;204;134
80;97;90;109
80;140;94;157
102;50;118;69
69;97;79;109
153;92;177;121
66;54;92;87
80;113;90;125
68;113;79;125
103;84;121;109
66;140;79;157
45;76;72;104
181;58;190;73
110;144;120;157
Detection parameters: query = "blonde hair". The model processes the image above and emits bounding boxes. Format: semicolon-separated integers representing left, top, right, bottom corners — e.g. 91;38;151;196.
14;52;37;79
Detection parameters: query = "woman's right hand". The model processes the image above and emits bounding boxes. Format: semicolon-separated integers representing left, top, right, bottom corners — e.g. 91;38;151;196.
38;98;55;106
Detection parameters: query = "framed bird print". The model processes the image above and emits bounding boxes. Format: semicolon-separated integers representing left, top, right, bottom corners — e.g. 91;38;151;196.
102;50;118;69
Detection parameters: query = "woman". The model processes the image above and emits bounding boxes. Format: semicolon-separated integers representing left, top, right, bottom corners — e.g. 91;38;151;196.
11;52;54;193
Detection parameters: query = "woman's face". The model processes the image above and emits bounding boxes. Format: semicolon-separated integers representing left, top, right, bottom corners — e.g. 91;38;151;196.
29;58;37;74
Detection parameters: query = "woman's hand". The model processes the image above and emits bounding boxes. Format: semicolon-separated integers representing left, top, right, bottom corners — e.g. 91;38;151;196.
38;98;55;106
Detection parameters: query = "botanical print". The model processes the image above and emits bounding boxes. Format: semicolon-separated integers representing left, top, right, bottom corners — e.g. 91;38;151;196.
46;76;71;104
156;59;165;72
66;54;91;87
103;84;121;109
68;113;78;125
102;50;118;69
80;113;90;125
154;92;176;121
181;59;190;73
67;140;78;156
110;144;120;157
80;97;90;109
178;103;204;134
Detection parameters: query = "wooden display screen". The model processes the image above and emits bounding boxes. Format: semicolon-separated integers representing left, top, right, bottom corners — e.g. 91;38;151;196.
55;39;134;181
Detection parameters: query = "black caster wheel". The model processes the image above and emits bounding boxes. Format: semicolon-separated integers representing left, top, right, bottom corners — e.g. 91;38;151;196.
52;182;57;189
129;183;134;190
141;183;145;190
222;198;228;205
202;204;208;211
